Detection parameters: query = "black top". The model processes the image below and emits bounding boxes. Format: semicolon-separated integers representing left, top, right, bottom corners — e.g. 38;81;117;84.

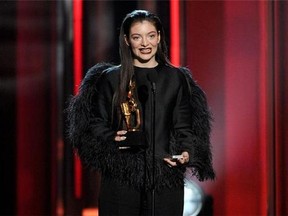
94;64;193;159
67;62;215;191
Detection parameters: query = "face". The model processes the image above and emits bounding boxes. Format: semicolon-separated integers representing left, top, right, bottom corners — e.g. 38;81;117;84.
125;20;160;68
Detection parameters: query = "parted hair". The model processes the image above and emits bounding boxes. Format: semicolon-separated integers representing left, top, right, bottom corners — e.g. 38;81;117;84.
117;10;172;105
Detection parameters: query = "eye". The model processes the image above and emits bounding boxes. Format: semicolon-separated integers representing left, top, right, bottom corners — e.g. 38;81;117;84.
149;34;156;39
132;36;141;41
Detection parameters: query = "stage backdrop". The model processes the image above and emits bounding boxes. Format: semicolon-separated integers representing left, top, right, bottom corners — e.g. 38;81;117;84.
184;1;288;215
0;1;287;216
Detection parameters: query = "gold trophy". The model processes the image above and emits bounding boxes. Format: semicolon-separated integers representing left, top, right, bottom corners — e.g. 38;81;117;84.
119;80;147;148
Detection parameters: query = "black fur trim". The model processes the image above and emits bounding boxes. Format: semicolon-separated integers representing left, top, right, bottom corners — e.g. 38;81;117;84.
66;63;215;192
179;67;215;181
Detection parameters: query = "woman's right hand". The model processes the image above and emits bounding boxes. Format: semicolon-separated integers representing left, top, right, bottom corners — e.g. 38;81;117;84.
114;130;127;141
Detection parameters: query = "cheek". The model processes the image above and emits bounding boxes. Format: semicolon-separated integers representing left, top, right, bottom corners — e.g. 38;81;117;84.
152;39;159;47
130;41;139;50
130;46;140;56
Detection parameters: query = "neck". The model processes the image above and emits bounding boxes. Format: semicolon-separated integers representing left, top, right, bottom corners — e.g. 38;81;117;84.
133;60;158;68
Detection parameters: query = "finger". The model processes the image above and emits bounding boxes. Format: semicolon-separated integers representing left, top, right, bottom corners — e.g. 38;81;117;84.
116;130;127;135
114;136;126;142
181;151;190;163
163;158;177;167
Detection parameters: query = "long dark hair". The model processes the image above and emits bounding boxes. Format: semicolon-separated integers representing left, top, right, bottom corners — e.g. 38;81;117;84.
116;10;172;106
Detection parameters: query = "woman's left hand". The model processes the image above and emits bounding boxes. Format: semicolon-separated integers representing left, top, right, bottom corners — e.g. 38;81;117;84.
163;151;190;167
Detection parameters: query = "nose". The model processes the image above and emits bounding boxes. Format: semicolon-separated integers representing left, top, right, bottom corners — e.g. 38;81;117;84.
141;37;148;46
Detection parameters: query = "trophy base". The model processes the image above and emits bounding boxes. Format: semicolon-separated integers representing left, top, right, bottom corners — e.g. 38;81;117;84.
117;131;147;149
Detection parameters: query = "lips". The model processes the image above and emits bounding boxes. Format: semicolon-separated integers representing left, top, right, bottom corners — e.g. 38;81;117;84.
139;48;152;54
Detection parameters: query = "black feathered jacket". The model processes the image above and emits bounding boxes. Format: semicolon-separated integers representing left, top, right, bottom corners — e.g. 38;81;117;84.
67;63;215;191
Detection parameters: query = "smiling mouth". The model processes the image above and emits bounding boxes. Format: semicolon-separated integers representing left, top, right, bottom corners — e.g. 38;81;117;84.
139;48;152;54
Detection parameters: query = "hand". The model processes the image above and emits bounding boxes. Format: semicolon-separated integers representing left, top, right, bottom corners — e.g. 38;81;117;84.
114;130;127;141
163;151;190;167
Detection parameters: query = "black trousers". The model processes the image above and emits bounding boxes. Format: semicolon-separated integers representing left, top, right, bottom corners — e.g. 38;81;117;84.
98;178;184;216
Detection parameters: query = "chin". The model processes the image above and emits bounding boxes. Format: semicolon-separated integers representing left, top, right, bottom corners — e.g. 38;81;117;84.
138;56;155;62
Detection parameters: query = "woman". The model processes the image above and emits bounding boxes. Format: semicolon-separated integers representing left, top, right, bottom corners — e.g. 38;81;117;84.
68;10;215;215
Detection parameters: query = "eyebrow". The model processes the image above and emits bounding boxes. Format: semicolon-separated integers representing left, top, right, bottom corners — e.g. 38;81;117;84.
130;31;157;36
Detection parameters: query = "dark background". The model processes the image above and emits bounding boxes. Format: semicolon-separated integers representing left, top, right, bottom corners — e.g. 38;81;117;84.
0;0;287;215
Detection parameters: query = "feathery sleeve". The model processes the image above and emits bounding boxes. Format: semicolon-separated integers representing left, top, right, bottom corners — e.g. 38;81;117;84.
179;67;215;181
66;63;119;171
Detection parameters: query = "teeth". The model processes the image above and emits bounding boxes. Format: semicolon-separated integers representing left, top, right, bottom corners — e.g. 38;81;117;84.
140;48;151;53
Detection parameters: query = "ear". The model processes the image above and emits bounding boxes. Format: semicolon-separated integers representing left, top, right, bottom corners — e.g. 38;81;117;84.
157;31;161;44
124;35;130;46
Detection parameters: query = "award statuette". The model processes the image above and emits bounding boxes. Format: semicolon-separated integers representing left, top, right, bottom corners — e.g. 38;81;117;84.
118;80;147;149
